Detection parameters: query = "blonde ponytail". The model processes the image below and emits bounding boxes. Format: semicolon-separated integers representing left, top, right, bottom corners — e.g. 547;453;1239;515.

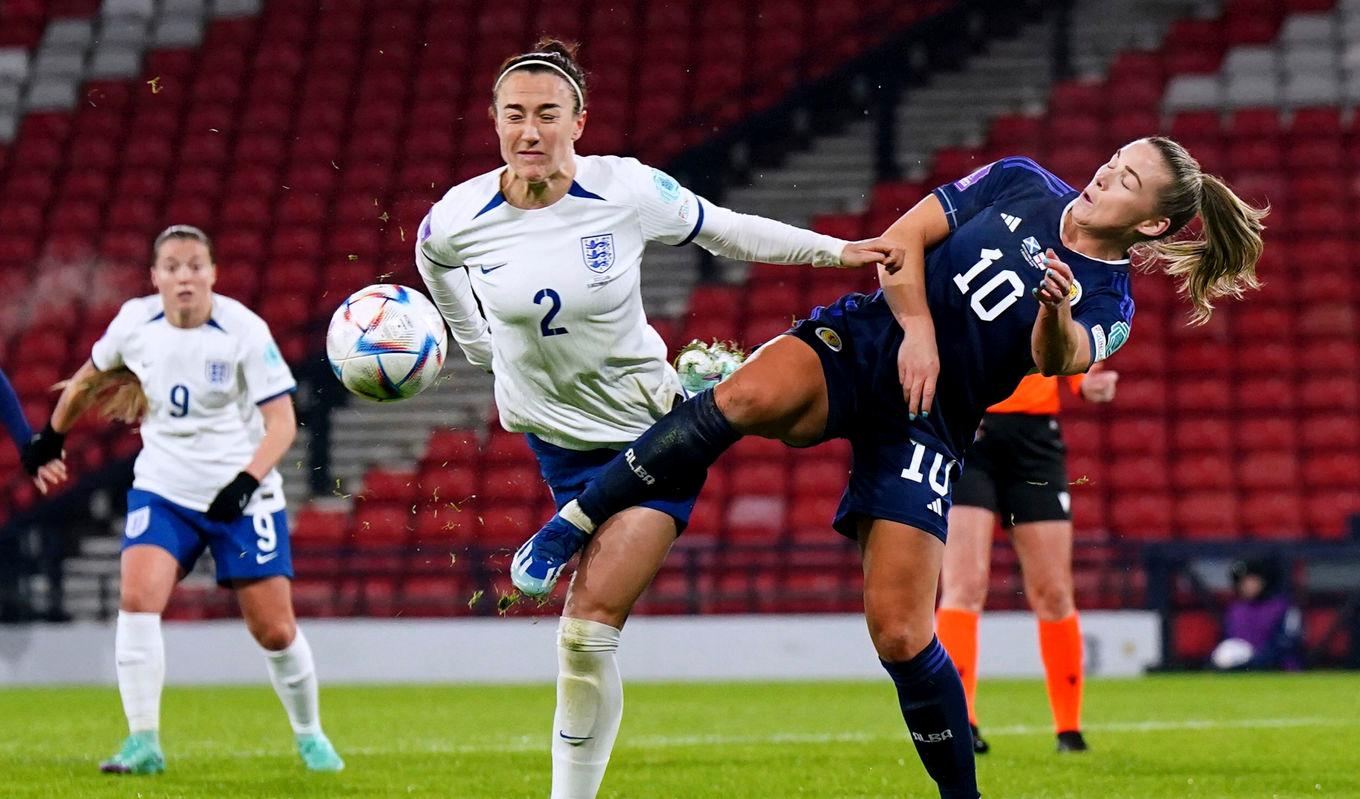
55;368;148;424
1134;137;1267;324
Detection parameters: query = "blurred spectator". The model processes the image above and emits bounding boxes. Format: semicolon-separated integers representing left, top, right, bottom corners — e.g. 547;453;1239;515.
1210;557;1303;671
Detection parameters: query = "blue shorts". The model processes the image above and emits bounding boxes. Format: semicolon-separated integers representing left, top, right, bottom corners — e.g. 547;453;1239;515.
123;488;293;586
525;434;704;532
787;298;960;543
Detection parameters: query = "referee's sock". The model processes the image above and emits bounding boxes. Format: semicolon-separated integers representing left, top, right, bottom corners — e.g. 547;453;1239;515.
572;389;740;530
881;637;980;799
1038;612;1084;734
936;607;981;726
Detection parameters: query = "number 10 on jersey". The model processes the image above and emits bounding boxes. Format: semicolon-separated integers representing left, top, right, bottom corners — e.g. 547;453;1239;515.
954;248;1024;322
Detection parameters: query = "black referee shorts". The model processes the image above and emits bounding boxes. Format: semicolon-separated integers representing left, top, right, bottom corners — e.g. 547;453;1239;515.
953;412;1071;527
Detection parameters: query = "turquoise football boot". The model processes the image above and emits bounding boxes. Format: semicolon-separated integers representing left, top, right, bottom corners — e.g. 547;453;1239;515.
99;730;165;775
297;732;345;772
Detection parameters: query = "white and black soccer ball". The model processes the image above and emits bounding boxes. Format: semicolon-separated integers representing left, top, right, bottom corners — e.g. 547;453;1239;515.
326;284;447;402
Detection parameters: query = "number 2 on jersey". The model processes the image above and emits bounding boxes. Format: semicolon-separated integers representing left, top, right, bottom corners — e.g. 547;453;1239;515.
169;384;190;417
534;288;569;337
954;248;1024;322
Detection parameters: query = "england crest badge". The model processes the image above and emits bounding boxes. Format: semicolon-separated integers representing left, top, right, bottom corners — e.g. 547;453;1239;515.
581;233;615;274
205;359;231;386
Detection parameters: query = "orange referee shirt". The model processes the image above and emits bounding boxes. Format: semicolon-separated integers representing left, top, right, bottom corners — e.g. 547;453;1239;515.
986;373;1085;415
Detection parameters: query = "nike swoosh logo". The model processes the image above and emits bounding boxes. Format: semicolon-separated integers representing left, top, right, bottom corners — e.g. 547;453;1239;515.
256;552;280;565
558;731;593;746
479;263;508;274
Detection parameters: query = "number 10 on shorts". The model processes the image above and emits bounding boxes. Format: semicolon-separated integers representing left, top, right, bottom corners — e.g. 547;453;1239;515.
900;442;954;497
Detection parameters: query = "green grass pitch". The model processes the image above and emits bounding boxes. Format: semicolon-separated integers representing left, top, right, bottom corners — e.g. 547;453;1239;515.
1;674;1357;797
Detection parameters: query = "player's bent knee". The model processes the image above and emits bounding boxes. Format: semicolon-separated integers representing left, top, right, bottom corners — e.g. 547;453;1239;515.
559;616;622;653
252;620;298;651
119;584;170;614
868;623;936;663
715;378;800;438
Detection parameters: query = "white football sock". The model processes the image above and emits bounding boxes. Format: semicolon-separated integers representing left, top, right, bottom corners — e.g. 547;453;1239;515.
115;610;164;734
262;627;322;736
550;617;623;799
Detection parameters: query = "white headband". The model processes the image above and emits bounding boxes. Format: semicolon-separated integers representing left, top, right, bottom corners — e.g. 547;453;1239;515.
494;56;585;110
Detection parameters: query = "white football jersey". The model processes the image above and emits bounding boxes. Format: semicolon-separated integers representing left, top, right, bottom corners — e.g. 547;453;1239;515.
418;155;704;450
91;294;296;513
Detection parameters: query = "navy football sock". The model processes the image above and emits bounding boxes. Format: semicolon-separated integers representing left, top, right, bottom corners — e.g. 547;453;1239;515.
881;637;980;799
574;389;741;527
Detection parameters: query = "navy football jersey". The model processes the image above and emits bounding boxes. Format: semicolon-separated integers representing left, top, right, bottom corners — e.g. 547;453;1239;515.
802;157;1135;463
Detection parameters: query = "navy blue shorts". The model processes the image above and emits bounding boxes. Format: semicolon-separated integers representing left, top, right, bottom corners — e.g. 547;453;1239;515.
123;488;293;586
525;434;704;532
787;299;959;543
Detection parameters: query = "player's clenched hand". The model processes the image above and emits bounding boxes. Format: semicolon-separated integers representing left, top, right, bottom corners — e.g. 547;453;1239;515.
33;461;67;495
896;323;939;420
840;238;904;273
1033;249;1074;308
1080;365;1119;403
21;423;67;495
205;471;261;522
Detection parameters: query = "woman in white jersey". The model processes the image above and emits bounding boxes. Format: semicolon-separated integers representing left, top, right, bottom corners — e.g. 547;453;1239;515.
24;226;344;775
416;39;900;799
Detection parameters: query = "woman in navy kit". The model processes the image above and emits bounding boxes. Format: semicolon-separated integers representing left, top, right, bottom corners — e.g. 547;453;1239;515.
513;137;1266;798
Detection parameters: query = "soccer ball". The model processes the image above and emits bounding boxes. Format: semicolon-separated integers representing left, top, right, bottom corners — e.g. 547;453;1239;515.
674;339;745;394
326;284;448;402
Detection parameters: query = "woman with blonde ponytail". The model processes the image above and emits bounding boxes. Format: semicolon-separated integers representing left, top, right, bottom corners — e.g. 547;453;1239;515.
21;225;345;777
513;136;1264;798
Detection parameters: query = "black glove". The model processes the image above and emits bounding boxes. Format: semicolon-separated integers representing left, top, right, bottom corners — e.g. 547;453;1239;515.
21;423;65;476
205;471;260;522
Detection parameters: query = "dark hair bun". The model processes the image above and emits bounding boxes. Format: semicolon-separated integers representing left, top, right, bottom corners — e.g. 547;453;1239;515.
533;37;580;62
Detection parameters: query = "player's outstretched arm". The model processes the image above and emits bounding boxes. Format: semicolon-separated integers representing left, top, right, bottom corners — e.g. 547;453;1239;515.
22;359;109;493
877;194;952;418
206;394;296;522
691;204;900;270
1031;249;1093;376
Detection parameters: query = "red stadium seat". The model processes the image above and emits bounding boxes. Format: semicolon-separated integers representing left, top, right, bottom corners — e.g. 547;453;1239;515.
481;466;548;504
1172;610;1220;663
1106;455;1170;492
1303;452;1360;489
352;502;414;545
1235;417;1297;451
1175;491;1239;540
361;468;419;505
1240;491;1305;540
1108;493;1173;541
1105;417;1167;455
1173;453;1236;491
484;430;534;465
480;505;535;545
1299;415;1359;451
1173;416;1232;453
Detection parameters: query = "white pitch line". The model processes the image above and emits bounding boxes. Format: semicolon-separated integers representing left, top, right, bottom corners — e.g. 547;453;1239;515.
150;716;1354;759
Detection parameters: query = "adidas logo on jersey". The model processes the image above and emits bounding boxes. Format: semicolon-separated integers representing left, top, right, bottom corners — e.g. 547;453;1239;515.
1000;212;1022;232
926;498;945;516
